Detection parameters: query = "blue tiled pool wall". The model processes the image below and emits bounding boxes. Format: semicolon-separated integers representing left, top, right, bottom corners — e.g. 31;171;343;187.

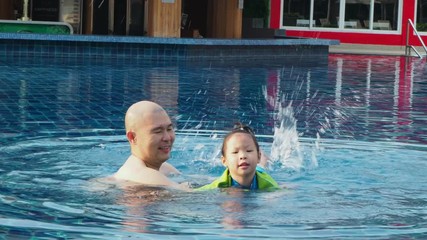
1;49;329;72
0;38;329;61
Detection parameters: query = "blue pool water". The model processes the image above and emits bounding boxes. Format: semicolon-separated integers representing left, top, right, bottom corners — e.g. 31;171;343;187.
0;54;426;239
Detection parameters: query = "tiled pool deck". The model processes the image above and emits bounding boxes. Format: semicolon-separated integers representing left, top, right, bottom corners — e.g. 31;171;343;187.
0;33;339;61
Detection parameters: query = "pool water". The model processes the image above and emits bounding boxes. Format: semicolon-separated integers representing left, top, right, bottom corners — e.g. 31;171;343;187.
0;55;426;239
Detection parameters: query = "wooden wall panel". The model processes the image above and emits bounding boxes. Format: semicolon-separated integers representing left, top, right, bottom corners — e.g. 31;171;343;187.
0;0;14;20
207;0;242;39
83;0;93;34
148;0;181;37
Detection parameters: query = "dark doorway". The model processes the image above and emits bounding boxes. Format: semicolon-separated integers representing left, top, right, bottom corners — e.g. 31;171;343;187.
182;0;208;38
128;0;145;36
114;0;127;35
92;0;109;34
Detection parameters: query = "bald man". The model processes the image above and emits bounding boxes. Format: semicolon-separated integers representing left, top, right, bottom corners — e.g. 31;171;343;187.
114;101;188;190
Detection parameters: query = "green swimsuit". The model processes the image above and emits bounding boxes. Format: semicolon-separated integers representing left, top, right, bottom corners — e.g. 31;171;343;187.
196;167;280;191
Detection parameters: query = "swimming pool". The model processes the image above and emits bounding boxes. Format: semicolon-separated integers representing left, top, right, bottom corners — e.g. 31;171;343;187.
0;54;426;239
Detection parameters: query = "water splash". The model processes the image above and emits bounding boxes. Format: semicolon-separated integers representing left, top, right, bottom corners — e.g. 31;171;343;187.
174;115;223;174
270;102;304;170
97;0;105;9
262;69;320;171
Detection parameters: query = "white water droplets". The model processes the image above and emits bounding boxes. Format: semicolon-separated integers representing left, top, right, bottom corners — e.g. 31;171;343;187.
270;103;304;170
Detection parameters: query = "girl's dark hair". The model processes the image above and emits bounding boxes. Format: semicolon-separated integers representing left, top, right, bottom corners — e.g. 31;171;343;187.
221;122;260;156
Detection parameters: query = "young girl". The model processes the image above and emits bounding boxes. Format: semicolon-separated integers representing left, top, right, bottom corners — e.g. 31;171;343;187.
197;123;279;191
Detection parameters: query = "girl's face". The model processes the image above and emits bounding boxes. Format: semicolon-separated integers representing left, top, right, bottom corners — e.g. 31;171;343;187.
222;132;261;185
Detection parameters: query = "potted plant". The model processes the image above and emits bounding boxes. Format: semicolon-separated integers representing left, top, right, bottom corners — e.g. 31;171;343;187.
243;0;270;28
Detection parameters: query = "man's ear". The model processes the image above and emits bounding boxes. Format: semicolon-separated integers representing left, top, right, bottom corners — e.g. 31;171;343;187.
221;156;227;167
126;131;136;144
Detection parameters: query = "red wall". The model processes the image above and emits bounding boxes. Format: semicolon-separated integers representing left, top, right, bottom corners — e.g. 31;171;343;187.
270;0;427;46
269;0;281;29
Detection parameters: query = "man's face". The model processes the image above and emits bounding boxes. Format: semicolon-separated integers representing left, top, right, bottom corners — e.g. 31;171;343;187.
133;110;175;168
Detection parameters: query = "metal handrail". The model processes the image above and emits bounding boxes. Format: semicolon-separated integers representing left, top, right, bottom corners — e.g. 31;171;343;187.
405;19;427;58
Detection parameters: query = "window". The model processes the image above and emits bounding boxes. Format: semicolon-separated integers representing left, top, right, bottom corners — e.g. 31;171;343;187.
314;0;338;28
416;0;427;32
282;0;311;27
373;0;398;30
282;0;400;31
344;0;370;29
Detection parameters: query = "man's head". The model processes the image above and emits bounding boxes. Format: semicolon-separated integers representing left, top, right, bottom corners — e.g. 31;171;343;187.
125;101;175;170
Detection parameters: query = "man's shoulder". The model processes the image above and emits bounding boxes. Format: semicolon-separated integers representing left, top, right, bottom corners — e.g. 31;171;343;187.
113;156;187;189
116;165;170;184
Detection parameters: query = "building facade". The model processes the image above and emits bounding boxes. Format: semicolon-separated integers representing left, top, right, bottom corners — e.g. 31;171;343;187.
2;0;427;47
269;0;427;46
0;0;243;38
